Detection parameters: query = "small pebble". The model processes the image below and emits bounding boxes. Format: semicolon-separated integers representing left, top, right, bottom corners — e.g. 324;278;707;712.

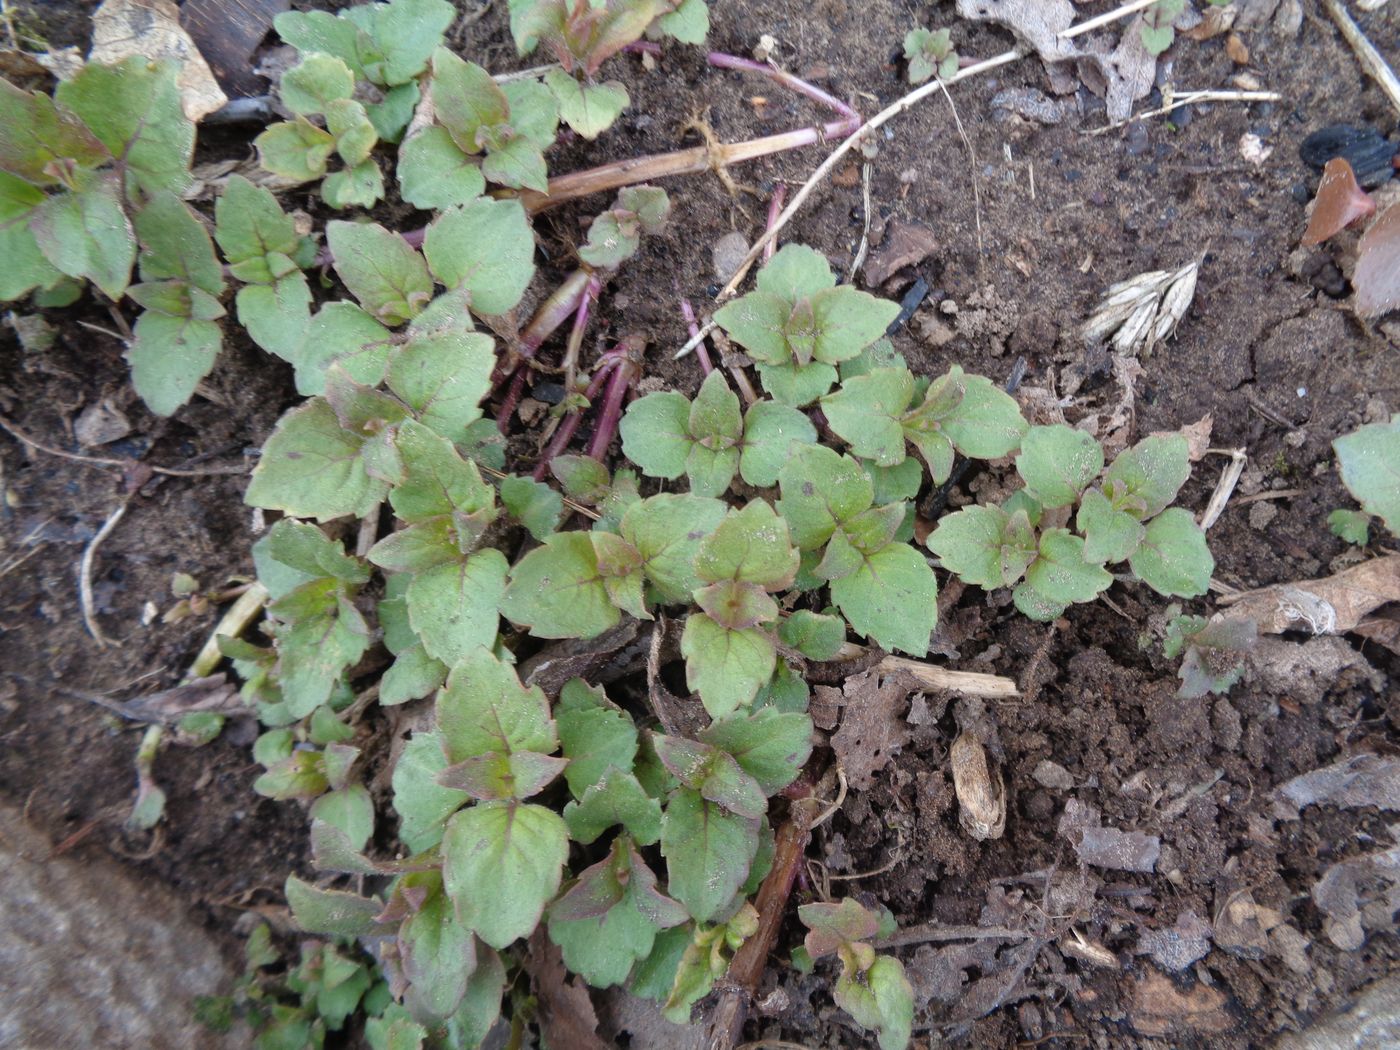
711;231;749;282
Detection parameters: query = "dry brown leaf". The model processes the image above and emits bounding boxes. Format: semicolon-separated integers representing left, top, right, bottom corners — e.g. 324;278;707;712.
827;670;916;791
954;0;1157;122
1302;158;1376;247
1220;553;1400;635
1355;201;1400;319
1129;970;1234;1037
526;931;612;1050
90;0;227;121
1153;414;1212;462
863;220;939;287
1354;608;1400;655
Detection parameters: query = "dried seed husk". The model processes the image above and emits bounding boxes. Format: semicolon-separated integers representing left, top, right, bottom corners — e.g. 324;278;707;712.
950;732;1005;841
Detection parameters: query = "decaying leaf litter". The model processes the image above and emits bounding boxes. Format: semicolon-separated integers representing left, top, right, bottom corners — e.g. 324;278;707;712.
0;0;1398;1047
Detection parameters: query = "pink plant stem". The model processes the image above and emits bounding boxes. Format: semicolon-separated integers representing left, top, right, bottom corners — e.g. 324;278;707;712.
764;184;787;261
679;298;712;375
703;51;860;122
531;357;620;480
495;268;596;433
587;342;642;460
561;274;603;391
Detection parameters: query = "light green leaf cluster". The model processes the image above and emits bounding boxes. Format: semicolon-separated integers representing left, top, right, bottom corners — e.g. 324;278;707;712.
714;245;901;405
799;898;913;1050
903;27;959;84
621;370;817;495
579;186;672;269
929;427;1214;619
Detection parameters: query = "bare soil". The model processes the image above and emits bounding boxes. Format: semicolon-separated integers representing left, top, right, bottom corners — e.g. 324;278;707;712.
1;1;1398;1047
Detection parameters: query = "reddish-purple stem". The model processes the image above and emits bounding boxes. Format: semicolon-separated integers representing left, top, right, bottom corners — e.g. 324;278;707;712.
531;357;620;480
587;343;641;460
562;274;603;390
680;298;713;375
764;184;787;262
495;269;596;433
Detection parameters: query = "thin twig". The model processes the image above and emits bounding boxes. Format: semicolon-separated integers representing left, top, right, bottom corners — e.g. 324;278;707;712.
872;922;1033;950
847;163;873;281
1086;90;1281;135
80;502;128;647
679;298;713;375
674;318;718;360
1199;448;1247;530
478;463;600;521
716;49;1023;301
937;79;984;261
827;829;906;881
810;766;848;829
0;415;248;477
843;649;1020;698
764;183;787;263
1321;0;1400;119
188;582;271;679
1059;0;1161;39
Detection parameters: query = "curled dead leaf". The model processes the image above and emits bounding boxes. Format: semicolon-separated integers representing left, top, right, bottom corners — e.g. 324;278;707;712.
950;733;1005;841
1219;552;1400;636
1302;158;1376;247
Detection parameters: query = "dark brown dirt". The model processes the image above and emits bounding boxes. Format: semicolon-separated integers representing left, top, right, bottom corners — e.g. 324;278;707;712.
1;0;1398;1048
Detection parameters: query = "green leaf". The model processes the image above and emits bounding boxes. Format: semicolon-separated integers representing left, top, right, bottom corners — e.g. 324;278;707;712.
274;10;375;79
1013;529;1113;621
443;801;568;948
285;300;392;396
1334;415;1400;535
620;494;727;603
551;455;612;504
653;735;766;818
1015;424;1104;508
406;550;507;666
327;98;380;166
657;0;709;43
829;541;937;656
323;158;386;209
281;53;356;115
397;126;487;210
254;750;329;799
834;955;914;1050
1329;508;1371;545
821;369;915;466
1141;23;1174;55
739;400;817;487
563;767;662;845
436;646;556;762
353;0;455;85
423;197;535;315
661;787;759;922
1076;487;1146;564
777;445;874;550
214;175;302;284
777;609;846;660
256;118;336;182
557;679;638;799
552;840;686;989
310;784;375;852
0;172;62;299
368;81;421;143
700;708;813;795
480;133;548;194
57;58;192;197
0;78;107;185
799;898;880;957
246;399;389;521
127;313;222;416
620;391;692;480
388;329;496;442
544;69;629;139
927;505;1036;590
327;220;434;325
714;290;793;367
431;47;510;153
695;500;798;588
389;419;494;523
936;368;1028;460
501;531;618;639
1103;434;1191;520
1128;507;1213;598
29;175;134;299
499;474;564;540
399;885;475;1019
681;613;775;717
392;731;468;853
578;209;640;269
808;286;900;364
286;875;382;937
135;193;224;296
757;244;835;301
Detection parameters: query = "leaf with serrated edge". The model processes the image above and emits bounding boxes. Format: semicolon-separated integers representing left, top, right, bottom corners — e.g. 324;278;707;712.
681;613;775;717
286;875;382;937
545;68;629;139
829;541;937;656
246;399;388;521
388;329;495;442
499;474;563;540
436;646;556;762
822;369;915;466
30;175;134;299
740;400;817;487
397;126;487;210
660;787;759;922
620;494;727;603
1128;507;1213;597
620;391;692;480
777;445;873;551
695;500;798;589
1334;415;1400;535
1016;424;1104;508
406;549;506;665
423;198;535;316
563;767;662;845
557;679;638;799
392;731;468;853
500;531;618;639
700;709;813;796
327;220;433;325
443;801;567;948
